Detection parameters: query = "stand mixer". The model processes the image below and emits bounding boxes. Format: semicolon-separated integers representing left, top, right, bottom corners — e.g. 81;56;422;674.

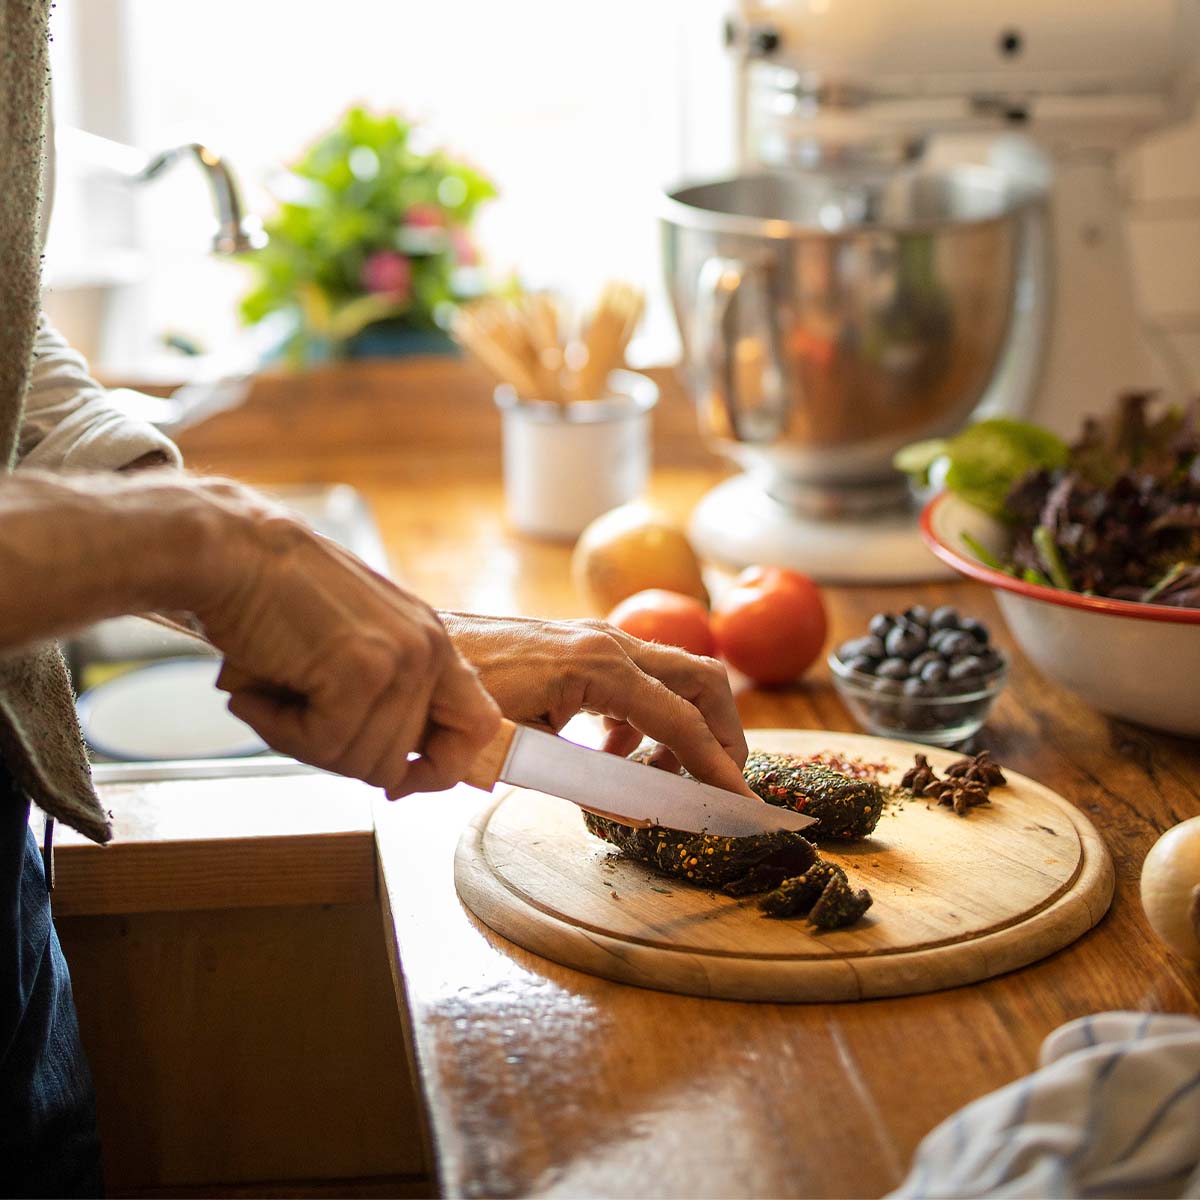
663;0;1200;581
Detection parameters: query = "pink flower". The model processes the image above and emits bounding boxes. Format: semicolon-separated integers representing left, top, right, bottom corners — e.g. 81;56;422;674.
405;204;445;230
360;250;412;299
450;227;478;266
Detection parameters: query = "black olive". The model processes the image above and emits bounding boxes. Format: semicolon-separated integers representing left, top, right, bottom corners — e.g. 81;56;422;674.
928;628;952;653
959;616;990;644
903;605;931;627
948;655;987;681
885;624;928;659
929;605;960;630
868;613;894;639
838;635;885;662
844;655;876;675
938;630;975;659
977;649;1004;674
908;650;940;676
920;659;949;684
876;657;910;680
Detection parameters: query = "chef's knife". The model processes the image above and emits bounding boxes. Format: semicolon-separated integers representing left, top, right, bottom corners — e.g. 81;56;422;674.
170;623;814;835
464;719;818;837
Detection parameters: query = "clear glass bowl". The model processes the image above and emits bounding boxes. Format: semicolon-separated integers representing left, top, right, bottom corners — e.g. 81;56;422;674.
827;652;1009;747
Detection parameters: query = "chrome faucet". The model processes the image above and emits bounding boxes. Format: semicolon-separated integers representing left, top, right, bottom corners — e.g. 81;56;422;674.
57;126;266;255
53;126;267;432
133;142;266;255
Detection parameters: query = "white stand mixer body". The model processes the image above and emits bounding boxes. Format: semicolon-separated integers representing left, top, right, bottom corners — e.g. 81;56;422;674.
682;0;1199;580
927;138;1160;438
734;0;1200;430
1029;153;1157;435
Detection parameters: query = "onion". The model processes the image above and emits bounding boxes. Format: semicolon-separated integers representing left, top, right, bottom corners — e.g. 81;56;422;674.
1140;816;1200;963
572;504;709;614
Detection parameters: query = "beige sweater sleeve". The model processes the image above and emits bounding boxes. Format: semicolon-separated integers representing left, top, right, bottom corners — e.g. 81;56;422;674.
16;314;184;472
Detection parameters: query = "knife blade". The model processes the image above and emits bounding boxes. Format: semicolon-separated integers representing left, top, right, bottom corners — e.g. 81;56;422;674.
464;719;817;837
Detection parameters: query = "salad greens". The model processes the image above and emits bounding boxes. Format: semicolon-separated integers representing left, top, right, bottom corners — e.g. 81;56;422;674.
894;418;1068;518
898;397;1200;608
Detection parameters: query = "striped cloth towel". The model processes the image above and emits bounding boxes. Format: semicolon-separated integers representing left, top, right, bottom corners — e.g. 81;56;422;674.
889;1012;1200;1199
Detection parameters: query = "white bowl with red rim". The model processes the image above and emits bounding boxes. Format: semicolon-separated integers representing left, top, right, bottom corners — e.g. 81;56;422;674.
921;491;1200;737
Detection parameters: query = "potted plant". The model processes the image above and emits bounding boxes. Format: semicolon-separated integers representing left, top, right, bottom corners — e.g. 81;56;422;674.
239;106;496;366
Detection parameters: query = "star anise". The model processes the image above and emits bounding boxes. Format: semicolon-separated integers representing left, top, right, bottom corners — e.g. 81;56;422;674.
900;754;939;797
944;750;1007;788
929;778;991;815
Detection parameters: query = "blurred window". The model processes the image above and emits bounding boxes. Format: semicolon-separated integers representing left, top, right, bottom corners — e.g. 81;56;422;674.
44;0;735;372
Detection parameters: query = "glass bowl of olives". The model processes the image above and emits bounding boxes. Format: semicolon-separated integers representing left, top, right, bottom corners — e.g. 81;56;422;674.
828;605;1008;746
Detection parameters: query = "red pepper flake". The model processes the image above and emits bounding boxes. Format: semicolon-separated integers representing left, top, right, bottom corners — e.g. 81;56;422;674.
796;752;887;781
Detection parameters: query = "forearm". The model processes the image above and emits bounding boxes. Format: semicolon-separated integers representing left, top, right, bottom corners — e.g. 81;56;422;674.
0;470;227;652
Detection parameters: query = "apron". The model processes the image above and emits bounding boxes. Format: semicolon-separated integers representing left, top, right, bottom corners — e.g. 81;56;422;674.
0;765;102;1197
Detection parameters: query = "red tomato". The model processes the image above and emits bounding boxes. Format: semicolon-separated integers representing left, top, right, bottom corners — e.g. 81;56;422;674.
711;566;827;685
606;589;716;657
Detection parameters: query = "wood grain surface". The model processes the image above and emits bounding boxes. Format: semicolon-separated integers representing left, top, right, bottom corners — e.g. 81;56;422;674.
81;357;1198;1198
52;774;377;916
454;731;1114;1002
58;901;425;1192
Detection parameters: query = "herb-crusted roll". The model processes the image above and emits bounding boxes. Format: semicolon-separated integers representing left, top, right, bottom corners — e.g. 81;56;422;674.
744;752;884;841
582;815;872;930
582;815;818;889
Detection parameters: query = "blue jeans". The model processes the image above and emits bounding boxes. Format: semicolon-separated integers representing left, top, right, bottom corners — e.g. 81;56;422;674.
1;785;103;1198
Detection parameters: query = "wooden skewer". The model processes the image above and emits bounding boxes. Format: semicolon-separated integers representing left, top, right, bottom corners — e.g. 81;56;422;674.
521;293;565;406
452;283;643;406
575;300;610;402
453;308;541;400
614;287;644;368
576;282;644;401
524;293;559;362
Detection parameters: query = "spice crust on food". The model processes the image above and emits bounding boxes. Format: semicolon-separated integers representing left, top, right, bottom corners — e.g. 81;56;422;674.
584;747;877;930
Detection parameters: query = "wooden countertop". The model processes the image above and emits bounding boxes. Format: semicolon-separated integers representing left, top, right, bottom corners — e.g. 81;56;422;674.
87;358;1200;1198
370;580;1200;1199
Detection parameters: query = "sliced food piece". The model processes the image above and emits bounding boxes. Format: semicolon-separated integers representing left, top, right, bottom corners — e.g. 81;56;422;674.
582;814;817;891
759;860;873;928
583;748;875;931
744;752;884;841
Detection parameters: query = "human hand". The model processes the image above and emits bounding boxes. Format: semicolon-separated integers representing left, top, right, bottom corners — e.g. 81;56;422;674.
190;484;500;797
441;612;754;798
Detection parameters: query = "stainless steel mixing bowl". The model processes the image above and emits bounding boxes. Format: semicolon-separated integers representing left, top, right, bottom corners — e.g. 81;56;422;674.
661;165;1044;514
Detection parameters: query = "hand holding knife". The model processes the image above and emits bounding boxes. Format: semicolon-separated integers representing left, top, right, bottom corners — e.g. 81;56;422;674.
463;718;815;838
152;614;808;836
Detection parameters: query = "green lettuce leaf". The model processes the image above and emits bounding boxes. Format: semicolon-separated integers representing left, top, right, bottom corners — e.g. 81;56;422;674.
895;418;1068;518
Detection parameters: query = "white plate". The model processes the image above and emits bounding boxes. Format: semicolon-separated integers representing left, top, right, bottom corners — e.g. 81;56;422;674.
77;657;267;761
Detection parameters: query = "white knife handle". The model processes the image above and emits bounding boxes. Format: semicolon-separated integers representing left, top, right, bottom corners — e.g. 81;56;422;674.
464;718;518;791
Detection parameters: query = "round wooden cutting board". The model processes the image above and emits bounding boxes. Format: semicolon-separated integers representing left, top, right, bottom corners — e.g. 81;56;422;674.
454;730;1115;1002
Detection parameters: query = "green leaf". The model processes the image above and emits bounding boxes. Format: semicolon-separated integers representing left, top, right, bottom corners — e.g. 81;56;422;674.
328;292;409;341
893;437;950;484
239;284;279;325
960;531;1011;573
238;106;497;347
942;419;1069;518
1032;524;1073;589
